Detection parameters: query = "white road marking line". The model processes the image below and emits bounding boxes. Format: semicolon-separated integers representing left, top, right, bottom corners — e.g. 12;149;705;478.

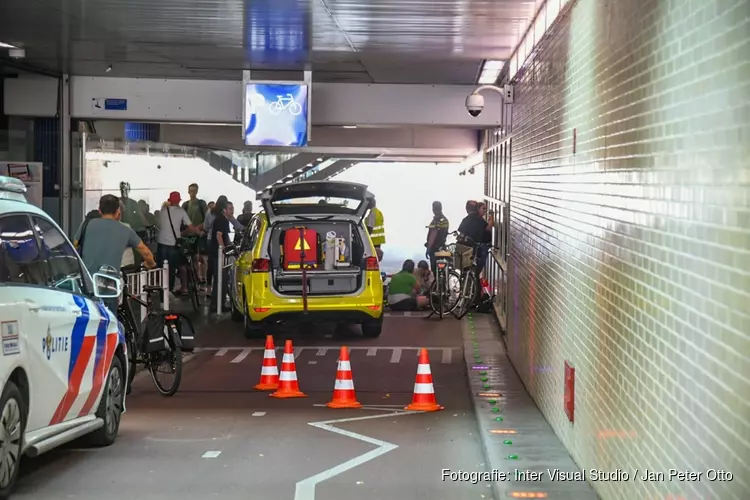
442;348;452;364
366;348;377;356
403;311;412;317
202;451;222;458
230;348;252;363
390;348;402;363
215;348;229;357
316;348;328;356
252;412;266;417
295;410;420;500
308;360;317;365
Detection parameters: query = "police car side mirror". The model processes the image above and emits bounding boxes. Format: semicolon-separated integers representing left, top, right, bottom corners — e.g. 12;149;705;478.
93;272;122;299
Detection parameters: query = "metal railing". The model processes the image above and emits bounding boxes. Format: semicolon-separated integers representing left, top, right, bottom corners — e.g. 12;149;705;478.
215;246;237;315
124;261;170;321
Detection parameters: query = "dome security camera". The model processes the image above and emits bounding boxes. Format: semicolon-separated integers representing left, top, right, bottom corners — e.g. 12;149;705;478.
465;93;484;117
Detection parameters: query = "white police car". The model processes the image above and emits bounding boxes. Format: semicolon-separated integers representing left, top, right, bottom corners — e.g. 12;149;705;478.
0;176;127;498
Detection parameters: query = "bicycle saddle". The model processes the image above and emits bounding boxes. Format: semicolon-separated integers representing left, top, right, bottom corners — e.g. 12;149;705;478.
142;285;163;293
434;250;452;257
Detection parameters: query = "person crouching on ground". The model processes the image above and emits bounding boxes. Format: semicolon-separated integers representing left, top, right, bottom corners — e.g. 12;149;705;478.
387;259;429;311
415;260;434;294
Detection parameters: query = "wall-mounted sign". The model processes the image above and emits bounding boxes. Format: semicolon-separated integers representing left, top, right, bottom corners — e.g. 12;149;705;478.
92;98;128;111
243;83;309;147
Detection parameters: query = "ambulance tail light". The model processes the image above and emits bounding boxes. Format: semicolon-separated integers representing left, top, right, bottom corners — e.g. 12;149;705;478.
252;259;270;272
365;257;379;271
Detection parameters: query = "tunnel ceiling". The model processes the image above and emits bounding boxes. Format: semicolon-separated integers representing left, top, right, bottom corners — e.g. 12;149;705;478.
0;0;539;84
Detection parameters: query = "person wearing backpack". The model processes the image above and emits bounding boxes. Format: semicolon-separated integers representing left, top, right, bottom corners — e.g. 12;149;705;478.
73;194;156;313
182;183;209;284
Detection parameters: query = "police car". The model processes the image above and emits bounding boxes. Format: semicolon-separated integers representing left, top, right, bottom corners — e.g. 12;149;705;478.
0;176;127;498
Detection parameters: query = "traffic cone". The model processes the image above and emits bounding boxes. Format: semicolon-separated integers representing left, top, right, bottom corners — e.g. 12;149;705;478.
270;340;307;398
326;346;362;409
405;349;443;411
254;335;279;391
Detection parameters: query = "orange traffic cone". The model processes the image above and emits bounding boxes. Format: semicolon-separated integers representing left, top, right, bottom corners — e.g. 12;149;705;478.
270;340;307;398
405;349;444;411
327;346;362;409
254;335;279;391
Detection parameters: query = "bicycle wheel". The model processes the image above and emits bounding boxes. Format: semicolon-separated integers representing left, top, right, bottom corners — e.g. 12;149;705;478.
455;271;477;319
117;304;139;391
188;263;201;312
429;278;444;317
148;324;183;396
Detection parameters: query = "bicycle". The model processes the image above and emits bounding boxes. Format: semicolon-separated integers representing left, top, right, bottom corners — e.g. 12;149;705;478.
426;241;463;319
181;248;203;312
268;93;303;116
453;235;492;320
118;269;184;397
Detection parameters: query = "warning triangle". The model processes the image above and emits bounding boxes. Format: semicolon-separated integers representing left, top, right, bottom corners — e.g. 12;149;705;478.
294;237;311;251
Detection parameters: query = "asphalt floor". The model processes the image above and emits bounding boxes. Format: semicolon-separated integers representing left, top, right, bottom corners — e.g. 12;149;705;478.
15;314;495;500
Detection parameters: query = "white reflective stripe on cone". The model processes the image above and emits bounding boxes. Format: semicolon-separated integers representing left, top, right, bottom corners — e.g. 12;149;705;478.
413;383;434;394
334;379;355;390
264;349;276;358
282;353;295;363
417;364;432;375
338;360;351;371
261;366;278;375
279;371;297;381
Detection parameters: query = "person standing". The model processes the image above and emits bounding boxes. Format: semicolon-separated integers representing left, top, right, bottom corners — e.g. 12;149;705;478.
425;201;450;276
204;195;228;291
365;197;386;261
74;194;156;313
237;201;254;227
209;198;231;312
157;191;198;296
182;183;209;284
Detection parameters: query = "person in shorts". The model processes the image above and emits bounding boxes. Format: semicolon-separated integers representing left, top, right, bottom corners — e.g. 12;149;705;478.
387;260;429;311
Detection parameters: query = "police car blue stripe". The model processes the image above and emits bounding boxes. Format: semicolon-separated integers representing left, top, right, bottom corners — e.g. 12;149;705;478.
93;302;110;378
69;296;91;381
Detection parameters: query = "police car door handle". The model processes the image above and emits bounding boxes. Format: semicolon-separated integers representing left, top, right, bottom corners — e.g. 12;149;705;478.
69;307;82;316
24;299;41;312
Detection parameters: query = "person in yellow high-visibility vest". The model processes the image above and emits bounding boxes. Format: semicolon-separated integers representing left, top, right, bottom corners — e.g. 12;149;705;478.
365;198;386;261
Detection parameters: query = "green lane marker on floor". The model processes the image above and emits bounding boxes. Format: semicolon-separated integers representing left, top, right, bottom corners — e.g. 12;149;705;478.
479;371;487;375
488;399;497;404
483;384;490;389
480;377;488;382
492;407;500;413
494;416;504;421
506;454;519;460
503;440;512;445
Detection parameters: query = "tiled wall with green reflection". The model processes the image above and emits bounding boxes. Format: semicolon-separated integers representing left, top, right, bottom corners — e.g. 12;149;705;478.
505;1;749;499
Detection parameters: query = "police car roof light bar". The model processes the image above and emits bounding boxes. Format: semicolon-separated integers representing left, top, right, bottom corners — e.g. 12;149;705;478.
0;176;28;194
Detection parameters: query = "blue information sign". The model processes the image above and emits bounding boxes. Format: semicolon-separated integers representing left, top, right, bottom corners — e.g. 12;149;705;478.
104;99;128;111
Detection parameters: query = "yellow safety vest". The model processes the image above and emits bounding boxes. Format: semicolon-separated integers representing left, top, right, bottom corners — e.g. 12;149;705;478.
368;208;386;246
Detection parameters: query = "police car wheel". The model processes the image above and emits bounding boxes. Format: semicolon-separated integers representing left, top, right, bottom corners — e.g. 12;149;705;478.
88;356;124;447
0;381;25;498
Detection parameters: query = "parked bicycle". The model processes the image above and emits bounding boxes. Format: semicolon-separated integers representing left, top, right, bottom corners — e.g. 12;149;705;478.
427;241;463;319
118;268;186;396
181;248;203;312
453;234;492;319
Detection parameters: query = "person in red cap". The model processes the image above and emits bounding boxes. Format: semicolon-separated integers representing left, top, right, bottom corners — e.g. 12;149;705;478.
157;191;200;296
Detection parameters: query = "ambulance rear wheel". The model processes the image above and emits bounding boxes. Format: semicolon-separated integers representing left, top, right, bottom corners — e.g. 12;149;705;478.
0;381;25;500
242;289;263;339
361;318;383;338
